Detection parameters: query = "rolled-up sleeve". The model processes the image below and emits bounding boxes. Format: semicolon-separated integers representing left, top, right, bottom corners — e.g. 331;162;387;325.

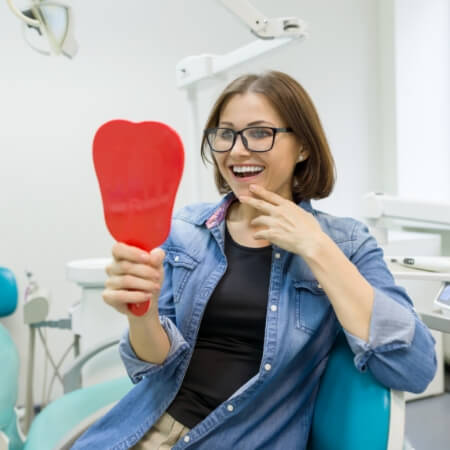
119;315;190;384
344;287;415;368
344;220;437;393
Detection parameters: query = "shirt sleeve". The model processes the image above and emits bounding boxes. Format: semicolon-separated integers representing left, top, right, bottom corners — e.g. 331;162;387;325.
344;220;437;394
344;287;415;366
119;315;190;384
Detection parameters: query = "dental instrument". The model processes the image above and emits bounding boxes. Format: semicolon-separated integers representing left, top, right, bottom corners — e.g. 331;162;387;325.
387;256;450;273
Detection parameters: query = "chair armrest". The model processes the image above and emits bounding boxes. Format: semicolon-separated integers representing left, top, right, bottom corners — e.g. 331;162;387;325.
54;401;117;449
388;390;405;450
62;337;120;393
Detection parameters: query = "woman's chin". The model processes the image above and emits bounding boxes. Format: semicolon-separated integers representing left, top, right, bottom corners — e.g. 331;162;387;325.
233;186;252;198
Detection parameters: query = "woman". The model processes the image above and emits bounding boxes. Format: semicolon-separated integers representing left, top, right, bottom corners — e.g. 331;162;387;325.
73;71;436;449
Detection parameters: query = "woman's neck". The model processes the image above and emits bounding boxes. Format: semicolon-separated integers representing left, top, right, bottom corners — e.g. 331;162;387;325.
227;201;260;226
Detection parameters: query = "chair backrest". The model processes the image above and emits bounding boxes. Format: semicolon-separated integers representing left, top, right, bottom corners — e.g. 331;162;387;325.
0;268;23;449
308;332;404;450
0;323;23;450
0;267;18;317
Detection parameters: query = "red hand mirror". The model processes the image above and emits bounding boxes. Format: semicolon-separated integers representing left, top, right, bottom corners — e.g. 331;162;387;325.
93;119;184;316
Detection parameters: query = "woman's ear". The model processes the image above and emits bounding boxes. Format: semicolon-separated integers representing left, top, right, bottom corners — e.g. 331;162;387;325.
296;146;309;163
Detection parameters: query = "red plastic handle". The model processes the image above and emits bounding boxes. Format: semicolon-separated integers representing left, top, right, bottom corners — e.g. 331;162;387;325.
127;301;150;316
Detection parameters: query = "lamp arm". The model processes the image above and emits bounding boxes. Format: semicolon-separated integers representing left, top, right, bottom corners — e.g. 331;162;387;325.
6;0;40;27
219;0;304;39
220;0;269;34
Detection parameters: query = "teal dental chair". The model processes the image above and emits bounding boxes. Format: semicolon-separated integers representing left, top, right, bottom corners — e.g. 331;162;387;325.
0;267;133;450
1;265;405;449
0;267;23;450
308;332;405;450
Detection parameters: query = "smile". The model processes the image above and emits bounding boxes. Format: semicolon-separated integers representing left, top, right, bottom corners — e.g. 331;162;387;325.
230;165;265;179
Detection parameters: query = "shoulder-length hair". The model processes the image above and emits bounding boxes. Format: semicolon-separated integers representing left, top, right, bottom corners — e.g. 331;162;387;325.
200;71;336;201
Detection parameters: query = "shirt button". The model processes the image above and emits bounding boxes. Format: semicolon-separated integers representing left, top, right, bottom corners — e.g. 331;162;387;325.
227;404;234;412
275;253;281;259
184;435;190;443
174;255;180;262
270;304;277;312
264;363;272;371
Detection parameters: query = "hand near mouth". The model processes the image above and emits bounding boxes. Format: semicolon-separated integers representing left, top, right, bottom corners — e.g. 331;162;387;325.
239;184;325;257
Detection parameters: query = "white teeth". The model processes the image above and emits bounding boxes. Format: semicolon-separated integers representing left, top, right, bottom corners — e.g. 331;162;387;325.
232;166;264;174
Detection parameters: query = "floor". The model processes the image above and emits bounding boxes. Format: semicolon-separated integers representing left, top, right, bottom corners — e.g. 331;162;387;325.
404;366;450;450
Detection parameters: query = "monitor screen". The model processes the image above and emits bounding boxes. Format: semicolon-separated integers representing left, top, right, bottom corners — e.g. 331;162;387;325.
437;283;450;306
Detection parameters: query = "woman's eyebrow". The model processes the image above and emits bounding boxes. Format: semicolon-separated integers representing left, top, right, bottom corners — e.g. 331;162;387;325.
247;120;275;126
218;120;275;127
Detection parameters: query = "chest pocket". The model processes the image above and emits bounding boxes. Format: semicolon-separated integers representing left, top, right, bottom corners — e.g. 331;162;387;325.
294;280;331;334
166;249;199;304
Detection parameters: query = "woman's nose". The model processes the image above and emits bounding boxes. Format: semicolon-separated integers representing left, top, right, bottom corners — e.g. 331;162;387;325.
230;134;251;156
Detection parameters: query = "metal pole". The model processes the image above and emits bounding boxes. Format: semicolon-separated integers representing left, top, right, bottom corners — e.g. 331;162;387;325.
186;86;202;203
24;326;36;433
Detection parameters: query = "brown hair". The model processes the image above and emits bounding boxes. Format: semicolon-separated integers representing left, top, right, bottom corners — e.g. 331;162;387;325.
201;71;336;201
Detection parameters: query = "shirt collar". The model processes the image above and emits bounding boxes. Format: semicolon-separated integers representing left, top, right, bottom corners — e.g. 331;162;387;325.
205;192;314;229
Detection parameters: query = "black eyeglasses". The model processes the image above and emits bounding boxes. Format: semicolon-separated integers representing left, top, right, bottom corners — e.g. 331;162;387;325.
204;126;293;153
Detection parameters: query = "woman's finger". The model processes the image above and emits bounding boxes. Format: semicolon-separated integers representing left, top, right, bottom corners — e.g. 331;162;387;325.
239;195;274;214
107;260;161;281
112;242;152;264
102;288;152;306
248;184;286;205
105;274;160;292
250;215;276;228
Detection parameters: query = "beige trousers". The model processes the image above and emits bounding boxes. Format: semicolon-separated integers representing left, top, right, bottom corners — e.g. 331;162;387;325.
132;412;191;450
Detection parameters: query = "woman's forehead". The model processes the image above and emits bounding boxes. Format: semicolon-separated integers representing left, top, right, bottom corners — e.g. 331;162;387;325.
219;92;283;125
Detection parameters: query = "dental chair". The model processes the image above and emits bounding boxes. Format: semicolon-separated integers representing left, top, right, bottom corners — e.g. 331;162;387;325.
0;267;133;450
1;265;405;449
0;267;23;450
308;331;405;450
24;335;405;450
28;335;405;450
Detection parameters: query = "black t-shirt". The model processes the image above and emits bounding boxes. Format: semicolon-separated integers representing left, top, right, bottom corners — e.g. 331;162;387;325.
167;226;272;428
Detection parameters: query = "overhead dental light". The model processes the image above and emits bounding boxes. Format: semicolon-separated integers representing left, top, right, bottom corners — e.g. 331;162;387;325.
6;0;78;58
176;0;307;87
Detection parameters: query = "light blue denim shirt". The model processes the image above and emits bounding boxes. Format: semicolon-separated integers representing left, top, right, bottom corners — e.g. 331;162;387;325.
73;194;437;450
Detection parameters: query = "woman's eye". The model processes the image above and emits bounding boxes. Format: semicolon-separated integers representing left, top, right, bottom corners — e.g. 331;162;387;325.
248;128;271;139
218;130;234;140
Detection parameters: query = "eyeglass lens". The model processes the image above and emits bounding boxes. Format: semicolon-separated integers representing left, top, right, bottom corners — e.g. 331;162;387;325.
208;127;275;152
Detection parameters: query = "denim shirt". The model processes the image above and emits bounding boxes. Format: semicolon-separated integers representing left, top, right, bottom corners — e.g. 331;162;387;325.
73;194;437;450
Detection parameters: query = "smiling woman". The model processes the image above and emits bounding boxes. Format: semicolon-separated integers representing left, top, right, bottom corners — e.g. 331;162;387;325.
73;71;437;450
201;71;336;202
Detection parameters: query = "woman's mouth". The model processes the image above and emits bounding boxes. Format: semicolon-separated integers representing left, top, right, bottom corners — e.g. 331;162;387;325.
230;165;265;180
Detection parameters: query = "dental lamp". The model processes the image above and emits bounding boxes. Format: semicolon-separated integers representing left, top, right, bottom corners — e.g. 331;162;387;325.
6;0;78;58
176;0;307;87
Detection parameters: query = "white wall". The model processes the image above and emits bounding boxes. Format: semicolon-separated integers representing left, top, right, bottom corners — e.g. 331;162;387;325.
377;0;450;252
395;0;450;201
1;0;383;406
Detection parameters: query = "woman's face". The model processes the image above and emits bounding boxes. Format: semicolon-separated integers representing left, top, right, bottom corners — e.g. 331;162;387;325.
213;92;302;200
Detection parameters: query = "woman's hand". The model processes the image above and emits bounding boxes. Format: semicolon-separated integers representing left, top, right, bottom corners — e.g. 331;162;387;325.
103;243;165;319
239;184;324;257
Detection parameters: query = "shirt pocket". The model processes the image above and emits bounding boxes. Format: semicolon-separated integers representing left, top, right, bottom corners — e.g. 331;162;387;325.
293;280;331;334
166;248;199;304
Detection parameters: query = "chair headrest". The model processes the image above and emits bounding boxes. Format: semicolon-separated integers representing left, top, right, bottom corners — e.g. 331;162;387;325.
0;267;18;317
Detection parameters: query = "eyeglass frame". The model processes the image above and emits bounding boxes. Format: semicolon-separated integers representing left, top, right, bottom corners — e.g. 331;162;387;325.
204;126;294;153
